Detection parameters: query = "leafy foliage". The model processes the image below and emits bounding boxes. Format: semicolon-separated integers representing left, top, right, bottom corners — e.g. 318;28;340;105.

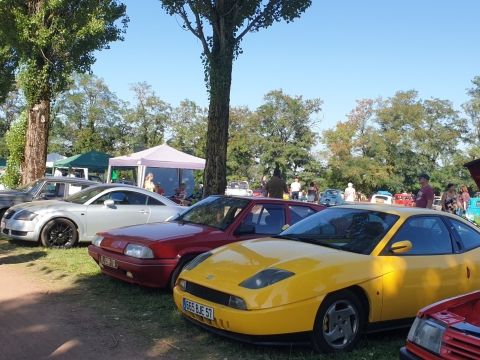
126;82;171;150
2;111;27;188
51;73;128;155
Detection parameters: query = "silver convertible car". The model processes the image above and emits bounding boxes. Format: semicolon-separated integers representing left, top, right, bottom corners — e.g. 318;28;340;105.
1;184;185;248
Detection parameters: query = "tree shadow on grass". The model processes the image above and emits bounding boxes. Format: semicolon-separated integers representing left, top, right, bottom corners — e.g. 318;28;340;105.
0;251;46;265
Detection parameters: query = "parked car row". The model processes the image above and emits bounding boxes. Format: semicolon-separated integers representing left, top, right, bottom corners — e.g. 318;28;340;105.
3;181;480;356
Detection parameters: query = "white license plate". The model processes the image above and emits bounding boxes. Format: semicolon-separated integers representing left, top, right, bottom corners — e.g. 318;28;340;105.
100;255;118;269
183;298;214;320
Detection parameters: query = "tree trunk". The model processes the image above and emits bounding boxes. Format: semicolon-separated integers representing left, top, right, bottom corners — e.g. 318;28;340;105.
203;47;234;197
23;100;49;184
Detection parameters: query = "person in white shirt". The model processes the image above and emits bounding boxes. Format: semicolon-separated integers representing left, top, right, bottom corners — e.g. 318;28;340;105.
344;182;356;202
290;177;302;200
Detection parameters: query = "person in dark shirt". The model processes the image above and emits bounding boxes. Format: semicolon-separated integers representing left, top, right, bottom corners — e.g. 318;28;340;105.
265;169;288;199
415;173;434;209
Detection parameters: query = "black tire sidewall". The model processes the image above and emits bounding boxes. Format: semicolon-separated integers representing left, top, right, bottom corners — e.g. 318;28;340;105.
169;257;193;290
311;290;365;353
40;218;78;249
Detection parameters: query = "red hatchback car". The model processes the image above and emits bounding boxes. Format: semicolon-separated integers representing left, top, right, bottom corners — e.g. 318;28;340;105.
88;195;324;289
400;291;480;359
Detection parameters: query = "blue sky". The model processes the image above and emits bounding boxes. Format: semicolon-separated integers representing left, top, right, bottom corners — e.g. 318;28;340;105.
92;0;480;132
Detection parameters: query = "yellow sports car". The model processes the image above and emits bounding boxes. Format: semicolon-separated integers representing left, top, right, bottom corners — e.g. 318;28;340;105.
173;205;480;352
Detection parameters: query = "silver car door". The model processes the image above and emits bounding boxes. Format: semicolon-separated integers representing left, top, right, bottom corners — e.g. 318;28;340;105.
85;190;150;238
146;195;178;222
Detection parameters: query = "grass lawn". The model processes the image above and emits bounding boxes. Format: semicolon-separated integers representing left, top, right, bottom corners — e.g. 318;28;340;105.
0;238;407;359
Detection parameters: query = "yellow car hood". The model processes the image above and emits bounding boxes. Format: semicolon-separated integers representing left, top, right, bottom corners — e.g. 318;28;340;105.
180;238;383;309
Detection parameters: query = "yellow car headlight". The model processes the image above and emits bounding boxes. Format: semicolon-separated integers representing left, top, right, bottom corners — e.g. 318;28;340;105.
239;268;294;289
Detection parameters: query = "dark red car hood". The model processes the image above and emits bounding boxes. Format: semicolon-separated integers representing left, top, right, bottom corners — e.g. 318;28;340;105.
99;221;221;247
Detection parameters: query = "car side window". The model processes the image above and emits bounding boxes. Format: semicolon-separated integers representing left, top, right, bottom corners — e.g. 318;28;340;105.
390;216;453;255
241;204;285;235
289;205;317;225
92;191;147;205
147;196;165;206
449;219;480;251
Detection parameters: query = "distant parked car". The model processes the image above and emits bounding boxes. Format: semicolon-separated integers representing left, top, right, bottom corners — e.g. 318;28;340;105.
252;189;265;197
432;196;442;211
393;193;414;207
400;291;480;359
88;195;324;289
1;184;184;248
370;193;393;205
0;177;97;218
225;181;253;196
319;189;345;206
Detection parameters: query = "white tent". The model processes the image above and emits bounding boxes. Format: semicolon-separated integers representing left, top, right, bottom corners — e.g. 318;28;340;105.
107;144;205;188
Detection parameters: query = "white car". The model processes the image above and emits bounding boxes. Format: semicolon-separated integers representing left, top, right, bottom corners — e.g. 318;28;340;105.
225;181;253;196
370;193;393;205
1;184;185;248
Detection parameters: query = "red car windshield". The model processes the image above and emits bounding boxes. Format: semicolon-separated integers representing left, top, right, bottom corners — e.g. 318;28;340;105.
176;196;250;230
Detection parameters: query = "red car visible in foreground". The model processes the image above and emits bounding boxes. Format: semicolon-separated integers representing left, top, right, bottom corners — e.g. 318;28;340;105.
400;291;480;359
88;195;323;289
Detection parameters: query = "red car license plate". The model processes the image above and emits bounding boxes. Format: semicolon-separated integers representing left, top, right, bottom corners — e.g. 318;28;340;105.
100;255;118;269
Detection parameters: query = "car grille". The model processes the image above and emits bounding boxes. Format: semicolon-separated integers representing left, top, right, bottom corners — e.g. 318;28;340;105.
442;328;480;359
184;281;231;307
4;209;15;219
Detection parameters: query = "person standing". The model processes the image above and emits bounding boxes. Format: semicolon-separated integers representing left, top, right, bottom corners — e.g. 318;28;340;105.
290;177;301;200
458;185;471;216
440;183;458;214
265;169;288;199
415;173;434;209
307;181;319;202
344;182;356;202
144;172;156;192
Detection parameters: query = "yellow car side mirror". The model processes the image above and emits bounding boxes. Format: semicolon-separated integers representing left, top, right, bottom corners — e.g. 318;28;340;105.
389;240;412;254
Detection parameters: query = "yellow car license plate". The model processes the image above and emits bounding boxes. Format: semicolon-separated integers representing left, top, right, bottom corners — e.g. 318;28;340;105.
100;255;118;269
183;298;214;320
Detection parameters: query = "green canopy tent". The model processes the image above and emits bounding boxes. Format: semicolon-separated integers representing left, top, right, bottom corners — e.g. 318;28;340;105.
53;151;112;179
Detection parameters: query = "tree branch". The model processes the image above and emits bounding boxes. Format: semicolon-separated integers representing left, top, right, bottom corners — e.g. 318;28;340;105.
178;3;210;56
235;0;281;43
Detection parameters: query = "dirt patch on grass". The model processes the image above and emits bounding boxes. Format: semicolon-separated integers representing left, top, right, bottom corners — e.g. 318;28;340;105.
0;262;178;360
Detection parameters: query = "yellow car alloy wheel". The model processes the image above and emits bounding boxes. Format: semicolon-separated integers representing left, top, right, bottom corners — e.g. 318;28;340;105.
312;289;366;352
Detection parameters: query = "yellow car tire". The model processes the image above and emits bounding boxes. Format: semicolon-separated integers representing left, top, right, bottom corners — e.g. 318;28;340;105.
311;289;365;352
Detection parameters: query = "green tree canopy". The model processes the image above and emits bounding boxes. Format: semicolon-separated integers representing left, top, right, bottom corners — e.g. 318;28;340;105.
0;0;128;183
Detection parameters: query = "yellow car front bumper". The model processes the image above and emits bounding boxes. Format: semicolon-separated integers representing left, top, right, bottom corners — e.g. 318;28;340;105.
173;285;325;338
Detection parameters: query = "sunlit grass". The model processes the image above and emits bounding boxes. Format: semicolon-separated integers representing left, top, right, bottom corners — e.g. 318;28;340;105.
0;238;407;359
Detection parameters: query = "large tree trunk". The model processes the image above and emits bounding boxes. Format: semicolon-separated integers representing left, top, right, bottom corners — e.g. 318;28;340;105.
22;100;49;184
203;46;234;197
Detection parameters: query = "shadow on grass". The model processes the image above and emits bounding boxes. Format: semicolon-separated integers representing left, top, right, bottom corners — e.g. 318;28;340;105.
0;251;46;265
63;273;407;360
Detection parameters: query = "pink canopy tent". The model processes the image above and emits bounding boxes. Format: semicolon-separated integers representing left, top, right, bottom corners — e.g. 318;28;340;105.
107;144;205;188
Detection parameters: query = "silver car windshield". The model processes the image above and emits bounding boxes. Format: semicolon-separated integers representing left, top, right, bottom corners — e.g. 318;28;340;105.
177;196;250;230
18;180;42;194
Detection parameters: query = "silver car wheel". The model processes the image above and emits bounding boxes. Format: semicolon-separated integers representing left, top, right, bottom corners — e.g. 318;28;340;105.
321;299;359;349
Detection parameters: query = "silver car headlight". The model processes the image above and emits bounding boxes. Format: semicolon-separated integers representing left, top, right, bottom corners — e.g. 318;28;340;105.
92;235;104;247
14;210;38;221
239;268;294;289
407;317;445;355
124;244;154;259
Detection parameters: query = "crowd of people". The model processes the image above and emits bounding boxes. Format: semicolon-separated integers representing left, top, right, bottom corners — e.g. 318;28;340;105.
261;170;473;215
